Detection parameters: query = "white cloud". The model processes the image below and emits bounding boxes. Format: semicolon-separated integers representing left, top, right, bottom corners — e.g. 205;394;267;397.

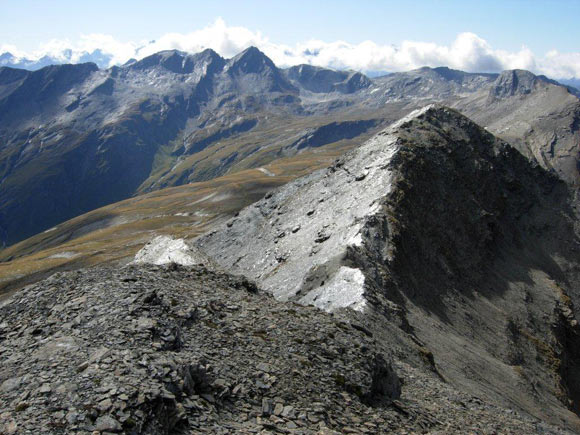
138;18;268;59
2;18;580;78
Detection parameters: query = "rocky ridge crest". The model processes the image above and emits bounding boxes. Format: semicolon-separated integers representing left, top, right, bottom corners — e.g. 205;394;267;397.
196;105;580;430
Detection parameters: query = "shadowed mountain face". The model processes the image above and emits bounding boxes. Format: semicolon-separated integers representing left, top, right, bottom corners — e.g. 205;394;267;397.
0;47;579;247
197;106;580;430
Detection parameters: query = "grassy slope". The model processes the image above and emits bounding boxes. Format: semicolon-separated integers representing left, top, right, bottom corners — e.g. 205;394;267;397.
0;146;350;299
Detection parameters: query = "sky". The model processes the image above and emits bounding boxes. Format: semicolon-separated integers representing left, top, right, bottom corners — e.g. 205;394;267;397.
1;0;580;77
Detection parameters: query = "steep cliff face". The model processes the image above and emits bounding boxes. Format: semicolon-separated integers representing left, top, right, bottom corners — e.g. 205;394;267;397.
197;105;580;430
357;107;580;426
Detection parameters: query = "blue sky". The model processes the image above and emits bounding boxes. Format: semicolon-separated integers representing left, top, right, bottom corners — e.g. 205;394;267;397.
1;0;579;77
2;0;579;52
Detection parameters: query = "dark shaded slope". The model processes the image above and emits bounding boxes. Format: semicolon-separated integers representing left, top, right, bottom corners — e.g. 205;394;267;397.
345;109;580;427
0;62;98;124
0;97;192;245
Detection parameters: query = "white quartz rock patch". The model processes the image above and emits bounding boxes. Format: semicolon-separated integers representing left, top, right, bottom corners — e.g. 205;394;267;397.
299;267;366;312
133;235;205;266
48;251;78;259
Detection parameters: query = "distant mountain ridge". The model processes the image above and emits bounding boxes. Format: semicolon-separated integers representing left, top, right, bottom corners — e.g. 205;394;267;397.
2;48;578;90
0;46;579;247
0;49;114;70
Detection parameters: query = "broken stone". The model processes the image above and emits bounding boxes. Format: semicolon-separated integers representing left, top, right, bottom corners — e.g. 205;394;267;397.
273;402;284;416
89;347;111;364
94;415;122;432
281;405;294;418
261;398;273;416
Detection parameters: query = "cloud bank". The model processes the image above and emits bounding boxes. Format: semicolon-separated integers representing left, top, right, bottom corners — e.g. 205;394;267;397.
2;18;580;78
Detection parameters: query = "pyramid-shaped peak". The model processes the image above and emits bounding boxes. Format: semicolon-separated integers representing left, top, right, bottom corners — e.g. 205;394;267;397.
236;46;267;59
227;46;277;73
194;48;222;60
190;48;226;69
384;104;501;155
388;104;464;130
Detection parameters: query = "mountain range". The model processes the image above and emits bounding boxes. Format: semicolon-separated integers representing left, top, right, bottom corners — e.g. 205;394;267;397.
2;43;580;432
1;47;579;250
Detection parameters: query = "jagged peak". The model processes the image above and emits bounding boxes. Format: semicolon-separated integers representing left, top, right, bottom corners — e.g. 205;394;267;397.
126;49;224;74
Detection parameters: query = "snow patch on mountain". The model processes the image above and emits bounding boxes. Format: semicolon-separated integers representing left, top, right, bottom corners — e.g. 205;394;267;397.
133;235;206;266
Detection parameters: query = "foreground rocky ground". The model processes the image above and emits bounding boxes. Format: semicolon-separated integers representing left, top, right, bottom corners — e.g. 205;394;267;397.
0;264;570;434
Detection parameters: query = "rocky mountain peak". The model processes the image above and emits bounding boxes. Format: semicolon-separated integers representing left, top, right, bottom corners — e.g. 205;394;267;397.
195;104;491;311
127;50;202;74
285;64;371;94
490;69;542;98
196;105;580;428
226;46;276;75
224;46;296;93
194;47;223;63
